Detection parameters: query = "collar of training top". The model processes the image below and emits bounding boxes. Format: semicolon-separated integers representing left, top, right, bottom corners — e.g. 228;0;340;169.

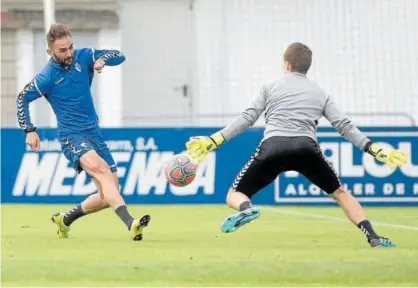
48;57;72;71
290;72;307;77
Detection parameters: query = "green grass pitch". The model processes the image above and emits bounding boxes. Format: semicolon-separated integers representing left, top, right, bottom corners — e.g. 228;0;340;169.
2;205;418;287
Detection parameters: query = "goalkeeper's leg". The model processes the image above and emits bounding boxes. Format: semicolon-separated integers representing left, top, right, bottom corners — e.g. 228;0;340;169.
331;187;395;248
220;139;282;233
221;189;261;233
296;141;395;248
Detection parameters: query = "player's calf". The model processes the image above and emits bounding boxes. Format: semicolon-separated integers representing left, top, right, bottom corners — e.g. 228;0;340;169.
226;189;252;210
222;189;260;233
80;150;151;240
80;151;124;209
331;187;395;248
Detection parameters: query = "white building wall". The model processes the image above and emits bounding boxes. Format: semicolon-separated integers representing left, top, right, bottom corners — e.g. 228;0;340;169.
97;29;123;127
15;30;36;126
120;0;194;127
192;0;418;127
4;1;418;128
1;29;18;127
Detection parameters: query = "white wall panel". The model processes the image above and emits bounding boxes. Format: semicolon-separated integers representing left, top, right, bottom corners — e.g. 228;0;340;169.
15;30;35;126
193;0;418;126
120;0;194;127
1;29;18;127
97;29;122;127
119;0;418;127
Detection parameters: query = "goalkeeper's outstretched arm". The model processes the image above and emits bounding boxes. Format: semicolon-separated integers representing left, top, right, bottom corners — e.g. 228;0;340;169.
186;85;268;161
323;95;407;169
220;86;267;141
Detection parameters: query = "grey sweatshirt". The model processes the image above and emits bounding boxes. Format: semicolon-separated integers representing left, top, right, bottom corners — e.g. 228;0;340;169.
220;72;370;150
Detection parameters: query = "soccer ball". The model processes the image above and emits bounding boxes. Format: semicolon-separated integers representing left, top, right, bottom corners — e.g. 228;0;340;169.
164;154;198;187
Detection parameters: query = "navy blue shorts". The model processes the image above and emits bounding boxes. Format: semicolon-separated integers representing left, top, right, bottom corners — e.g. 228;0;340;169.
60;129;117;174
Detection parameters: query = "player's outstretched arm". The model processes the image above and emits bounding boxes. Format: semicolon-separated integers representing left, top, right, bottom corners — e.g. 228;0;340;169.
186;85;268;161
323;95;407;169
16;72;50;151
92;49;126;66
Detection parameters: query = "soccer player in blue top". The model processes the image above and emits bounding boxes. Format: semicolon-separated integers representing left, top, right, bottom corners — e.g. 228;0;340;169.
16;23;150;241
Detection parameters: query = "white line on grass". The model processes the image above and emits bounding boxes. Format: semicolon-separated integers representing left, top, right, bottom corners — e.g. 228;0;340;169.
264;207;418;231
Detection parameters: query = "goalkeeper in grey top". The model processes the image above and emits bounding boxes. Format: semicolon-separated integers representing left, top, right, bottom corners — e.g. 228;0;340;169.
186;42;407;248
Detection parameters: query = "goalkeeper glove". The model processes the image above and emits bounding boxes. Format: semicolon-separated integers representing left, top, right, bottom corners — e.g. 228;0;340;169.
366;142;407;169
185;132;225;161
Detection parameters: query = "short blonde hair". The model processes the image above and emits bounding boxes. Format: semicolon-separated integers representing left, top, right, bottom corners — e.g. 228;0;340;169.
46;23;71;47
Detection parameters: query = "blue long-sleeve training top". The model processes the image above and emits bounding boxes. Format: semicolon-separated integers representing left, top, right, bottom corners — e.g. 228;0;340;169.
16;48;125;136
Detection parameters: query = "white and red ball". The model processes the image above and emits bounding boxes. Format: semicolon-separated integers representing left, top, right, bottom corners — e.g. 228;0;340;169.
164;154;198;187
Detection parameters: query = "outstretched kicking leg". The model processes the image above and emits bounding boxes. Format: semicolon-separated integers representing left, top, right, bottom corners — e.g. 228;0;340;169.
52;150;150;241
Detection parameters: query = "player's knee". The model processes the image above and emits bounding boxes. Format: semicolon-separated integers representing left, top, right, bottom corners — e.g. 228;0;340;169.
98;162;110;175
98;188;106;200
330;186;347;201
81;153;103;171
91;160;109;175
84;158;111;183
226;189;236;207
101;199;110;209
81;151;110;175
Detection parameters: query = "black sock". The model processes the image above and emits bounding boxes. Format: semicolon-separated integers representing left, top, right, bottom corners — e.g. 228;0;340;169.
115;205;134;230
239;201;252;212
357;220;379;240
63;204;85;226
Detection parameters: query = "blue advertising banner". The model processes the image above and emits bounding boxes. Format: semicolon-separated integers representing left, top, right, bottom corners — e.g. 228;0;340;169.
1;127;417;206
274;128;418;206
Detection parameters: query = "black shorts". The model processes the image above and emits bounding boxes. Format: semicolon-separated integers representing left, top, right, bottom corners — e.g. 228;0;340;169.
231;136;341;197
